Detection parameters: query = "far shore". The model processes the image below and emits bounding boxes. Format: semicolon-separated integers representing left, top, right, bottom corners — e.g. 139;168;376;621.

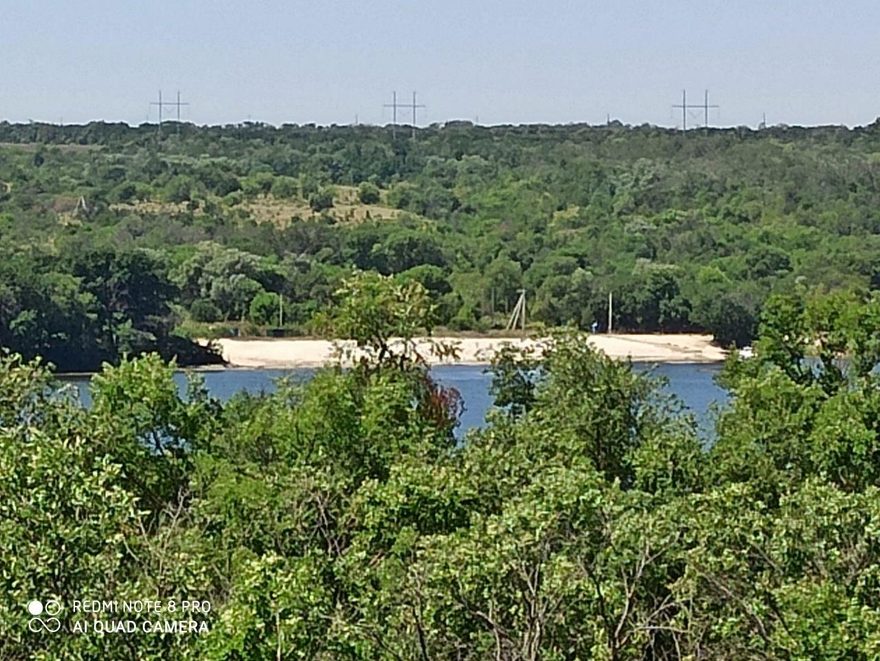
199;334;727;369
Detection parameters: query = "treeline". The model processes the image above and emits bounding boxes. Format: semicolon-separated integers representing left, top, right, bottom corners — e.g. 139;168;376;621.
3;278;880;658
3;119;880;367
0;245;220;372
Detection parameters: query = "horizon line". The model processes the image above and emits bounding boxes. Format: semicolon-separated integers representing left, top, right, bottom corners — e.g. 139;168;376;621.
2;118;879;132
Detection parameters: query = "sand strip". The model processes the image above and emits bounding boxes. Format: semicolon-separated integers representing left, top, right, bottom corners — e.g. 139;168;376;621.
201;334;726;369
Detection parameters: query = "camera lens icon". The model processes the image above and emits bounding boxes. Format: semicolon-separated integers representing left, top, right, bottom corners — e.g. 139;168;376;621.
27;599;62;633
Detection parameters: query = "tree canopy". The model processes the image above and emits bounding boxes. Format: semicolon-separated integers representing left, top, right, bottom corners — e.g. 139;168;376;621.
3;282;880;659
4;120;880;368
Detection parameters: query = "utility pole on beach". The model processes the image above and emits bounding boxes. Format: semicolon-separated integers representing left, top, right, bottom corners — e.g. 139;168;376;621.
506;289;527;334
608;292;613;333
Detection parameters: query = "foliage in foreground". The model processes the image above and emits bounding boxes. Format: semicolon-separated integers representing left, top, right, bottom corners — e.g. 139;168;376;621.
2;282;880;659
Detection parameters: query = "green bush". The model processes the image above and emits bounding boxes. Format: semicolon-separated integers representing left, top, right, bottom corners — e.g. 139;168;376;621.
308;188;334;212
271;176;299;199
249;291;280;326
190;298;222;323
357;181;381;204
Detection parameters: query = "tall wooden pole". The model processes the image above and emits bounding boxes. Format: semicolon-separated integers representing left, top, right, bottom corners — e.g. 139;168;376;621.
608;292;613;333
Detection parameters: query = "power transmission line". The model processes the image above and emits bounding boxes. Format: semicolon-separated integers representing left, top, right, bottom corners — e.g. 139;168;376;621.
384;91;401;139
150;90;164;133
173;90;188;123
150;90;189;135
384;91;425;139
407;91;425;139
672;89;719;133
701;89;718;133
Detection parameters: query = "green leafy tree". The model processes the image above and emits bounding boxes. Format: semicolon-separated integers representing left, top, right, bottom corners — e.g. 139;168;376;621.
248;290;281;326
308;187;334;212
357;181;381;204
190;298;222;323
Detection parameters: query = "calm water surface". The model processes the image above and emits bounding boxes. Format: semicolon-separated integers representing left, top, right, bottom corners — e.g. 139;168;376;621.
63;363;728;438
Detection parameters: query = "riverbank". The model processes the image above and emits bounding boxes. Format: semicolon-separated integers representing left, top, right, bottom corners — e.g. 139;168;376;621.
202;334;727;369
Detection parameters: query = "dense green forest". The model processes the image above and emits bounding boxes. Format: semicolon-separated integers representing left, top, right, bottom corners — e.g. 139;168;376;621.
3;276;880;659
2;119;880;369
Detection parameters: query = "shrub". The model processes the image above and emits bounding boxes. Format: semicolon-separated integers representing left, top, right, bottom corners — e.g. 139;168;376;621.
357;181;381;205
190;299;222;323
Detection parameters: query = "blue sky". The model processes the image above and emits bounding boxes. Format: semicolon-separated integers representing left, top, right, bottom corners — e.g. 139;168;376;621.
2;1;878;127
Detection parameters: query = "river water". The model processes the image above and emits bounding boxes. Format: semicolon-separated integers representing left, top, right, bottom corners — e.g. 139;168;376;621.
62;362;729;439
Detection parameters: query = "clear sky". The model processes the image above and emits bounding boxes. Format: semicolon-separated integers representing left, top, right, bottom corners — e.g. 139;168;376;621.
2;1;878;128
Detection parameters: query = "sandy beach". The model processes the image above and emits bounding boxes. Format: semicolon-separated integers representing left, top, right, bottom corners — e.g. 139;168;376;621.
203;334;727;369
